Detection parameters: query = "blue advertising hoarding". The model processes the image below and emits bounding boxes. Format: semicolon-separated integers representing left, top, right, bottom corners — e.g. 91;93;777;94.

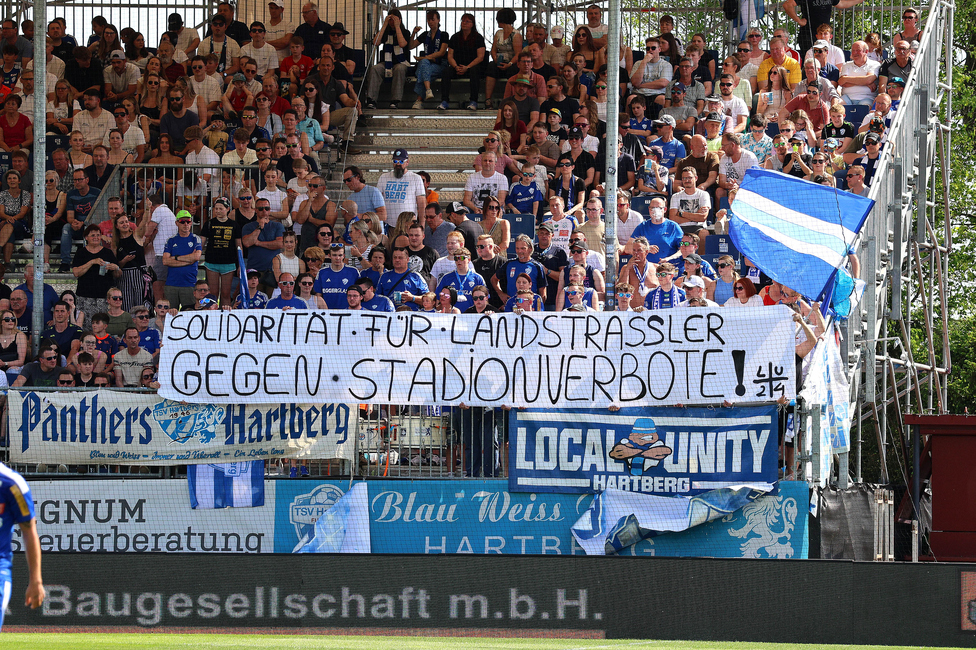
508;406;780;495
272;479;807;558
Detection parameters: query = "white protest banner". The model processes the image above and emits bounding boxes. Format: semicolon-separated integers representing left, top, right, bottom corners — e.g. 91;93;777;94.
158;308;798;407
9;390;356;465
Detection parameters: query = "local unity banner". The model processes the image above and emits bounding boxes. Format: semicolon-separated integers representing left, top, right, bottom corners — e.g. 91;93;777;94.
9;390;356;465
158;308;798;407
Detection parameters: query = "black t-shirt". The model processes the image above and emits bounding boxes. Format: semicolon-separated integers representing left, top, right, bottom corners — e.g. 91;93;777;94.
117;234;146;268
540;97;580;125
448;32;486;67
823;121;856;141
19;361;61;387
453;219;484;254
551;175;586;211
533;63;557;81
40;324;83;354
280;155;319;183
199;217;244;265
407;245;438;277
511;96;540;126
569;150;596;184
533;245;569;307
72;246;119;299
473;255;508;308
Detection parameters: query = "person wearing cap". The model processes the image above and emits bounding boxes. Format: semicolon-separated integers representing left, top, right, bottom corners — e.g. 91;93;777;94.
838;41;880;106
234;269;270;309
162;210;203;309
852;132;883;186
167;13;201;59
842;114;885;162
101;50;139;106
884;77;905;107
532;222;567;309
562;130;595;189
262;0;296;63
375;148;426;229
765;132;812;178
880;41;912;96
341;282;366;311
352;277;393;312
660;83;697;138
701;111;725;153
506;75;541;128
437;202;479;254
804;26;844;70
199;196;242;308
502;52;546;102
647;114;686;172
200;14;242;82
676;275;718;307
636;144;669;195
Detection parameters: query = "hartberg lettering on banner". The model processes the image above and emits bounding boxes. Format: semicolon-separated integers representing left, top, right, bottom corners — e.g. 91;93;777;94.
508;406;780;495
158;308;797;408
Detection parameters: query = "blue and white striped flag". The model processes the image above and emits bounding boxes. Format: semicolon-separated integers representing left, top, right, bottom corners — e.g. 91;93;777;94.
187;461;265;509
728;168;874;302
237;247;251;307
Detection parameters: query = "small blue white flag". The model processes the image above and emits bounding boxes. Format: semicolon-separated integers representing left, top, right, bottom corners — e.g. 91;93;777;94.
187;461;265;509
729;168;874;302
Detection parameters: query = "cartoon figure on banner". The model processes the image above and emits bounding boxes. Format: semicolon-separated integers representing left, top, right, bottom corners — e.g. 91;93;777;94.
290;484;346;549
152;401;225;444
725;494;798;558
609;418;673;476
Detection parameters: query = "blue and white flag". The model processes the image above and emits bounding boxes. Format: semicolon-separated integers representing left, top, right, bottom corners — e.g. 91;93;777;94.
729;168;874;302
294;482;370;553
237;247;251;306
187;461;265;509
571;483;773;555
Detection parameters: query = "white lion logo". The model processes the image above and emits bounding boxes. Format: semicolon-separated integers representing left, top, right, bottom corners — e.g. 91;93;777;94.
724;496;798;558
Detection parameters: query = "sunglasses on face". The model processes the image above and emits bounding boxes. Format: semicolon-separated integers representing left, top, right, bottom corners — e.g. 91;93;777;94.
342;177;354;183
250;28;265;33
717;263;731;269
191;65;203;70
737;48;751;53
141;374;154;380
556;162;573;167
58;379;73;385
734;286;745;292
655;272;670;277
279;281;294;286
42;355;58;361
300;281;314;286
177;218;192;224
565;290;580;296
719;83;732;87
485;206;500;211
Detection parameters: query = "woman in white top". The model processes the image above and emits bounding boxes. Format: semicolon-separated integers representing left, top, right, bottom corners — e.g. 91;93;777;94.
724;277;764;307
757;65;790;120
47;81;80;135
272;231;305;283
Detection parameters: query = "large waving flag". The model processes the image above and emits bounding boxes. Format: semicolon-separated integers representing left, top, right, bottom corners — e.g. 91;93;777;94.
187;461;265;509
728;168;874;302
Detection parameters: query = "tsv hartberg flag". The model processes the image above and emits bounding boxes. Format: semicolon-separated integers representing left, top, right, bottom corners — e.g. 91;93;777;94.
571;483;772;555
728;168;874;303
187;461;265;509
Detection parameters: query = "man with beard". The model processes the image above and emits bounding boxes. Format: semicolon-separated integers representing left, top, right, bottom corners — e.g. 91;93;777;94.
375;148;426;229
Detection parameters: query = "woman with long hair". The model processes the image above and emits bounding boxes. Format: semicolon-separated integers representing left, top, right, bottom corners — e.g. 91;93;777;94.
474;130;519;176
69;332;109;374
562;60;588;103
758;65;790;121
255;92;282;138
570;26;604;78
47;80;80;135
121;97;152;151
388;210;417;251
348;219;379;265
138;57;169;100
0;308;28;383
359;211;389;249
724;277;763;307
479;195;510;254
67;130;92;170
111;209;151;312
299;82;329;132
148;133;183;200
295;272;327;309
89;23;122;66
43;170;67;269
493;100;527;151
708;255;739;305
657;33;679;63
436;286;461;314
125;31;151;69
59;289;86;329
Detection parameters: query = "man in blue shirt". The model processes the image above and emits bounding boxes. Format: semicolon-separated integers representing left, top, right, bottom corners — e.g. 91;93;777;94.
314;243;360;309
378;247;429;310
356;277;395;312
241;200;284;293
342;165;386;224
644;261;685;309
59;168;100;272
648;114;686;171
493;234;548;305
265;273;309;310
629;196;683;263
15;263;59;324
0;463;45;628
162;210;203;310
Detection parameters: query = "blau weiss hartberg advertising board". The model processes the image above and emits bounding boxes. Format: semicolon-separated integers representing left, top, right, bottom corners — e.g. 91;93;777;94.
509;406;779;495
157;308;797;407
17;479;806;558
8;391;355;465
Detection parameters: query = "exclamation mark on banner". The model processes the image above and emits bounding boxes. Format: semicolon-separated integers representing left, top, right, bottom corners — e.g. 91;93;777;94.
731;350;746;396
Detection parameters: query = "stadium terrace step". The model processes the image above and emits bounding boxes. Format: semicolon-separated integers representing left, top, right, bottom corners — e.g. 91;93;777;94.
341;152;475;171
359;111;499;132
358;134;487;150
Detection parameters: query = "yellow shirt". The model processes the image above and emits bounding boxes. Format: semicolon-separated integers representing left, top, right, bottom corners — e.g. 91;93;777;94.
756;56;802;90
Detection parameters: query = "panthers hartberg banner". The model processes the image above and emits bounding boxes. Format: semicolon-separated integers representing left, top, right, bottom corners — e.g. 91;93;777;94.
509;406;780;495
9;390;356;465
157;308;797;407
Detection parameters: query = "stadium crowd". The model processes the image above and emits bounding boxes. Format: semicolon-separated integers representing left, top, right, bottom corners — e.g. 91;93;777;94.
0;1;910;405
